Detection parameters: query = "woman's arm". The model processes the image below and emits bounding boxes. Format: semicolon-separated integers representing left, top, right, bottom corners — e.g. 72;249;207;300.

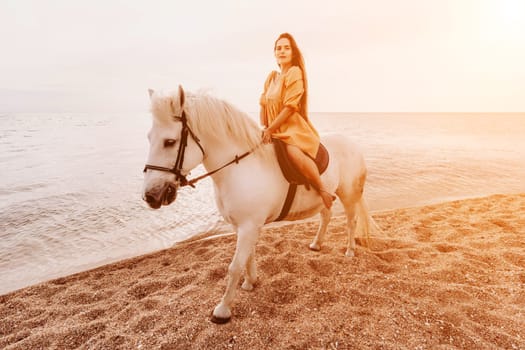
262;106;294;144
267;106;294;133
259;106;267;127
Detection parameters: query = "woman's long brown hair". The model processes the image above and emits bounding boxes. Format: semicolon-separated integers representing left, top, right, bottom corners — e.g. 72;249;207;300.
274;33;309;119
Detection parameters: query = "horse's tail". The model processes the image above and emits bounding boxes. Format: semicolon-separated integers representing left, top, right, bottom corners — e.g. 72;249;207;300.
355;196;380;249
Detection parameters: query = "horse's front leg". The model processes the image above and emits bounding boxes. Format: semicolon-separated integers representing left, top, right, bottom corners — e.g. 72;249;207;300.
241;246;257;291
211;223;260;324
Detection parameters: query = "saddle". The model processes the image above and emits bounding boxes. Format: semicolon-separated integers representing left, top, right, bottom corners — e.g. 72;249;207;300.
272;138;330;221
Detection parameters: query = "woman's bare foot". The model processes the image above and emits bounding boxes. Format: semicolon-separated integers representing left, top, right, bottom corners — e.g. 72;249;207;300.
319;190;335;209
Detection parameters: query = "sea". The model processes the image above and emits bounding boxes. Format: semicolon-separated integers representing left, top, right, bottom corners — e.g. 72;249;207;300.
1;111;524;295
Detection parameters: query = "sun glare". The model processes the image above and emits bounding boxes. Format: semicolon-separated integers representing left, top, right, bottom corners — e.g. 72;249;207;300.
482;0;525;42
500;0;525;23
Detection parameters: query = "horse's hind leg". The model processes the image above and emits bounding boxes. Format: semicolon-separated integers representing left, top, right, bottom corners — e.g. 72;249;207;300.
341;173;366;257
343;204;357;257
309;207;332;251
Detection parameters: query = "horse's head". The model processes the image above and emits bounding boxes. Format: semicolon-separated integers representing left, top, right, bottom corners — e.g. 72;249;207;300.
142;86;205;209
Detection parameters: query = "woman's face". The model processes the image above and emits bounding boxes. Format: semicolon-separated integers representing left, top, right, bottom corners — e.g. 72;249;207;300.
274;38;293;67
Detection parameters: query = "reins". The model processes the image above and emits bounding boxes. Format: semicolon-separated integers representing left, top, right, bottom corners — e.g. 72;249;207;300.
183;148;256;187
143;110;261;188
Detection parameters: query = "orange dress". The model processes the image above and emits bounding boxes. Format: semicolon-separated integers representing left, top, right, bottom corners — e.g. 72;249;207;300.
259;66;320;159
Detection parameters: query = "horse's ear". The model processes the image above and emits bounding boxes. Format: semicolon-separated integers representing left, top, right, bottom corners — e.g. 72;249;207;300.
178;85;185;108
148;89;154;99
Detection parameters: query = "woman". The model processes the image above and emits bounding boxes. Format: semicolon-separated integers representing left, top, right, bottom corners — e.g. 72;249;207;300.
260;32;335;209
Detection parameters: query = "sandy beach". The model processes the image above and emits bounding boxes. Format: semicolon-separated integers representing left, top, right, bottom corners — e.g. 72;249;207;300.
1;193;524;349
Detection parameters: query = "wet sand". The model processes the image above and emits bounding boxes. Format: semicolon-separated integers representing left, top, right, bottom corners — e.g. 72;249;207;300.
1;194;524;349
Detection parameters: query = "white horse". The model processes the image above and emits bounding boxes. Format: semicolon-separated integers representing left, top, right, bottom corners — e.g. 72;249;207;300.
143;86;375;323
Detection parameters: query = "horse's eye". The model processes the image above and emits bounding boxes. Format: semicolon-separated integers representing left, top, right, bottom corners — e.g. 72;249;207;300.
164;139;177;147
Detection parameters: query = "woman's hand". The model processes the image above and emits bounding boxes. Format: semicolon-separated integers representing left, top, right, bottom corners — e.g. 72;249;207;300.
262;128;273;144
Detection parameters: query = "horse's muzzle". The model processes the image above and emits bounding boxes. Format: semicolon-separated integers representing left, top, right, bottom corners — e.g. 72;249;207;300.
143;183;177;209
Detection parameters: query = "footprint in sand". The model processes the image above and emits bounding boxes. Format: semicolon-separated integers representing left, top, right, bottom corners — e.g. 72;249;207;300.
79;307;107;321
131;314;163;333
169;273;198;289
269;276;298;304
127;281;167;300
502;252;525;268
433;243;458;253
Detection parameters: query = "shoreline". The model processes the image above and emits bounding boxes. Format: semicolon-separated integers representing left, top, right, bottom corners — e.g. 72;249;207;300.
1;193;524;348
2;191;523;296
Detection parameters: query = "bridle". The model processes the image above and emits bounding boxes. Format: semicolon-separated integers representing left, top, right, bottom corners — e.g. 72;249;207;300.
143;110;204;187
143;110;258;188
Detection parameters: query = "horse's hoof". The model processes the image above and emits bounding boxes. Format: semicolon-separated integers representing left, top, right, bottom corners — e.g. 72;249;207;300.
210;314;231;324
241;280;254;291
309;243;321;251
345;250;355;257
211;305;231;324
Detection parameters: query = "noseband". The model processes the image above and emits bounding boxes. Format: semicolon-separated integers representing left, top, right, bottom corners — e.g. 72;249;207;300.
143;110;259;188
143;110;205;187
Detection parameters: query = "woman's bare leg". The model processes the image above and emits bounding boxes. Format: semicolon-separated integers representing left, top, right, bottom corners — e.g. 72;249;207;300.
285;144;334;209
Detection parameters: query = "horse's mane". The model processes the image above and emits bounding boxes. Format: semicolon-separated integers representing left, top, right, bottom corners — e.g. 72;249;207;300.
185;92;262;151
151;90;268;157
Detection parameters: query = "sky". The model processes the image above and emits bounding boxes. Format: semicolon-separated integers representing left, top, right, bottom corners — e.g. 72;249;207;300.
1;0;524;113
